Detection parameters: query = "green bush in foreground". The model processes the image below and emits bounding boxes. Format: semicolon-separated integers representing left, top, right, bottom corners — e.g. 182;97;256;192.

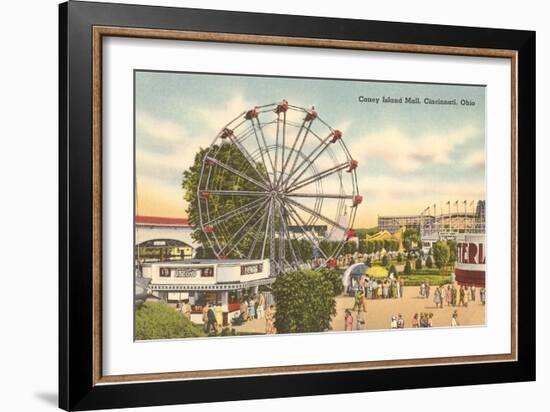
272;270;338;334
135;301;205;340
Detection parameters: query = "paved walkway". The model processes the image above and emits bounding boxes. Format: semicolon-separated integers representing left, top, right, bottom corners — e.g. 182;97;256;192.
332;286;485;331
231;286;485;334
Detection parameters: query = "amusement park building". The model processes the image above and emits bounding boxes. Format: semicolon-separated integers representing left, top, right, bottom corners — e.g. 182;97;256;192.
135;215;197;262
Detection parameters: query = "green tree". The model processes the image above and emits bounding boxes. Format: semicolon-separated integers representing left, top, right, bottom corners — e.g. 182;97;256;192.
391;239;400;252
366;241;374;255
426;255;433;268
403;227;421;249
383;239;391;252
382;254;389;267
320;268;345;296
182;145;267;258
272;270;338;333
404;260;412;275
388;264;397;276
358;240;368;254
135;301;205;340
343;240;357;255
433;241;450;269
415;257;423;270
397;252;403;263
447;240;457;267
402;239;411;252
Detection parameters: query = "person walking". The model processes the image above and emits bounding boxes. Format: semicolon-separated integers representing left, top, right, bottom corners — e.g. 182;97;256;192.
202;304;209;332
206;304;218;333
471;284;476;301
463;287;469;308
428;313;434;327
240;299;249;322
397;313;405;328
248;296;256;320
434;287;442;309
446;285;452;307
451;285;458;307
459;286;465;307
390;316;398;329
412;313;419;328
257;292;265;319
344;309;353;331
451;310;459;327
480;287;486;305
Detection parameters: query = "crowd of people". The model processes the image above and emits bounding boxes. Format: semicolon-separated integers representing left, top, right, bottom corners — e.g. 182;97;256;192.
427;283;487;309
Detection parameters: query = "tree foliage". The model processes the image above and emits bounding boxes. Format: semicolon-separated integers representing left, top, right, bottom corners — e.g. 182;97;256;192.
272;270;338;334
415;257;423;270
182;144;268;258
433;241;450;269
382;254;389;266
426;255;434;268
404;260;413;275
135;301;205;340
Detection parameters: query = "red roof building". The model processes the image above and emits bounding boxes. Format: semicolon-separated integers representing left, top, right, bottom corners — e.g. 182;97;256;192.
136;216;190;227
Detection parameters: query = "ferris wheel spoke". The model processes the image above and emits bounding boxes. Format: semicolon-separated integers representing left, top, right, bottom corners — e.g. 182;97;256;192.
285;197;347;232
217;198;270;256
227;134;270;185
277;118;307;188
276;199;301;268
286;192;354;200
283;201;329;260
274;113;280;183
223;204;269;257
286;161;349;193
204;190;268;196
247;207;269;259
260;199;273;260
255;117;276;177
202;196;266;226
281;121;315;188
284;132;335;190
205;156;269;190
248;119;274;187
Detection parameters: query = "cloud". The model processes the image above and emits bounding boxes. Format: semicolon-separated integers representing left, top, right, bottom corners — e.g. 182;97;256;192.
462;151;485;170
349;124;482;173
193;94;253;133
359;175;485;205
136;109;213;182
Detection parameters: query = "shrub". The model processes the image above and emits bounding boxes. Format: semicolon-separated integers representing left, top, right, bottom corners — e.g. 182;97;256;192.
415;257;423;270
381;254;389;266
433;241;450;269
388;264;397;276
426;255;433;268
272;270;337;334
404;260;412;275
397;253;403;263
135;301;205;340
320;268;345;296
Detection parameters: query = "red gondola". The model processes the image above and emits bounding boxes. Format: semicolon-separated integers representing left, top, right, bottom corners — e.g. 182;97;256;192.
330;129;343;143
275;100;289;113
245;108;258;119
305;110;318;121
220;128;233;139
347;159;358;172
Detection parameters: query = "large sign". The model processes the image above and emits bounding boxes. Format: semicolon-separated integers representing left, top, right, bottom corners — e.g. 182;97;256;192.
241;263;263;276
160;266;214;278
457;241;486;265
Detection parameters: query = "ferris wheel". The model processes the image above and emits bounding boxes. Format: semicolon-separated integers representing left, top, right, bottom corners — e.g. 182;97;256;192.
196;100;362;275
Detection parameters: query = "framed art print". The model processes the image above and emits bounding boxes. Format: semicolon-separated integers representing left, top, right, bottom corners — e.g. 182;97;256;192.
59;1;536;410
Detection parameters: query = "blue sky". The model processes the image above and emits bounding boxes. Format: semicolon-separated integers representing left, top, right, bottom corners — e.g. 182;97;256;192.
135;71;485;227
